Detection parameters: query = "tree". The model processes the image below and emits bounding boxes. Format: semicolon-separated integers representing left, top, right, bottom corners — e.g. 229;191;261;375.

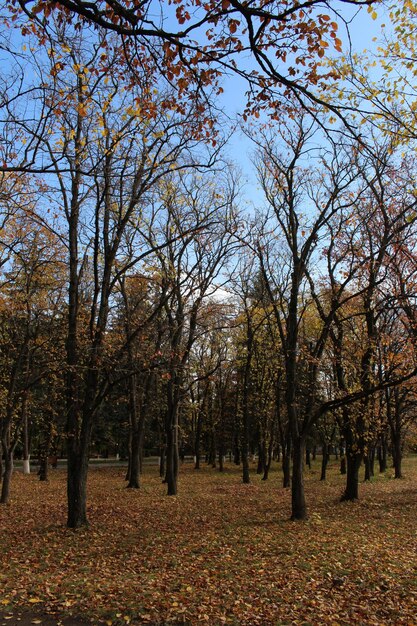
0;18;233;525
9;0;376;129
115;272;165;489
147;169;237;495
252;115;364;518
329;139;417;499
0;221;65;502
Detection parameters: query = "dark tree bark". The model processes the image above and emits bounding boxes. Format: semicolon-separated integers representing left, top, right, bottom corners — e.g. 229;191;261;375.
67;447;90;528
241;321;254;485
194;402;203;470
209;424;216;468
341;449;362;501
391;432;403;479
262;427;274;481
291;436;307;520
377;435;387;473
364;452;372;481
320;442;329;481
339;440;347;474
218;448;224;472
257;437;264;475
0;423;14;504
159;443;166;479
165;384;180;496
282;428;292;488
38;454;48;482
305;446;311;469
22;390;30;475
276;443;281;462
232;385;241;466
38;422;54;482
126;373;140;488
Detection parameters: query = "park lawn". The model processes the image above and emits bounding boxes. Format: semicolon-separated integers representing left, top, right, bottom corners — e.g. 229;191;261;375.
0;458;416;626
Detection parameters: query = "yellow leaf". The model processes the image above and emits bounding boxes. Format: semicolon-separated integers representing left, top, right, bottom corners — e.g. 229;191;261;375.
29;597;42;604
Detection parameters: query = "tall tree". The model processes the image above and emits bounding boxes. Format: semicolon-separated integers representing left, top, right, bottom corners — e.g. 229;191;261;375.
148;169;237;495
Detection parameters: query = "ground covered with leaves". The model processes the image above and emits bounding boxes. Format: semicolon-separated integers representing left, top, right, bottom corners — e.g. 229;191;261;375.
0;458;416;625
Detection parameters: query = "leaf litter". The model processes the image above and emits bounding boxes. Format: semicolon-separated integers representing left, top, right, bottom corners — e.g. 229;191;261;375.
0;459;416;625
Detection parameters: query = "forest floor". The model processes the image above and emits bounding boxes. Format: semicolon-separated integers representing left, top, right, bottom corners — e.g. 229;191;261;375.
0;457;416;626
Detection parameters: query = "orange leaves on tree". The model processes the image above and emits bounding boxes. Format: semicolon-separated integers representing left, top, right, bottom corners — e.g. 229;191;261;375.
229;19;239;34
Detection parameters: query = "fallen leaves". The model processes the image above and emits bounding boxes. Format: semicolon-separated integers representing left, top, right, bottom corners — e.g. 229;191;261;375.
0;461;416;624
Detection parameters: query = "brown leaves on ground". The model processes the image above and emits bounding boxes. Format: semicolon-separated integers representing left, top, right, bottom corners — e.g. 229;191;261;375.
0;459;417;625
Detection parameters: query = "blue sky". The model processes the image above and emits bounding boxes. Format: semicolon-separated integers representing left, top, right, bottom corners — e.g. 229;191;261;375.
216;2;390;209
0;1;390;212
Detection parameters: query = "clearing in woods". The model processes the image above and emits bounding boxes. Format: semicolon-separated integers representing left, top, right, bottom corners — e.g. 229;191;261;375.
0;458;416;625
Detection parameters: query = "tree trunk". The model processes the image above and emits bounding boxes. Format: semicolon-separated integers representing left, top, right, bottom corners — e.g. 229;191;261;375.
233;438;240;465
256;443;264;475
218;448;224;472
390;391;403;479
241;443;250;484
125;414;132;482
282;428;291;488
377;436;387;473
320;442;328;481
241;372;250;485
38;454;48;482
67;449;89;528
194;410;202;470
341;451;361;501
291;436;307;520
210;431;216;468
364;453;372;481
22;391;30;475
233;403;240;465
66;398;93;528
0;449;13;504
276;443;281;462
0;419;16;504
370;446;375;476
126;373;146;489
165;423;178;496
127;428;141;488
392;434;403;479
159;444;166;479
262;432;274;481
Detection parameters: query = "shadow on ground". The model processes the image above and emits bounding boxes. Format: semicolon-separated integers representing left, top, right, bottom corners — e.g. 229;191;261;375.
0;610;106;626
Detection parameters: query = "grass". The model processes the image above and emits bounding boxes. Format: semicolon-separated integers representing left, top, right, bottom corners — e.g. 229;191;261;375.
0;456;416;625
